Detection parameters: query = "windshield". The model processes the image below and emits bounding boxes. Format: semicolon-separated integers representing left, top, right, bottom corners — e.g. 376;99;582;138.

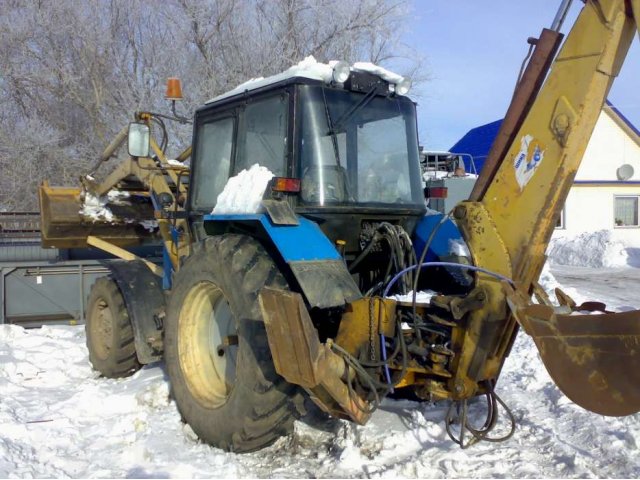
298;85;423;207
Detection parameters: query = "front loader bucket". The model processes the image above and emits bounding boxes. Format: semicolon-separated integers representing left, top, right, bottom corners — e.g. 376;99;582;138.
39;183;156;249
519;304;640;417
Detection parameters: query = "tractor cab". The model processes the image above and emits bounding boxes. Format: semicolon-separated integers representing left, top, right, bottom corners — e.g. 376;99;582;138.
188;60;425;251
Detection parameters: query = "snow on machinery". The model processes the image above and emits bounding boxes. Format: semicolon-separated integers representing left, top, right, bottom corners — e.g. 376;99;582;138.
39;0;640;452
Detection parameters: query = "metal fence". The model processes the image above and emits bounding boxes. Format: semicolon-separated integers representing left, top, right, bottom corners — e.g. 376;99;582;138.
0;212;161;327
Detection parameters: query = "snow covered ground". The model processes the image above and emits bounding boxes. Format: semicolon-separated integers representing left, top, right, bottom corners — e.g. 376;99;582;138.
2;267;640;478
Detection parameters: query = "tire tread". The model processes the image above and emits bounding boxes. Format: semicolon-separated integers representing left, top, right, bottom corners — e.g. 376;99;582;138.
165;234;302;453
86;277;141;378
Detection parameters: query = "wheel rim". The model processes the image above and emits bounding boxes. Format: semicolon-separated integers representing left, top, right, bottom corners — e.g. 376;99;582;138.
178;282;238;409
89;298;114;360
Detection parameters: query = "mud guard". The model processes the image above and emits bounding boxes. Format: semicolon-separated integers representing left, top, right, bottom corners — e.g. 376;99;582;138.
105;260;165;364
203;213;362;308
258;287;370;424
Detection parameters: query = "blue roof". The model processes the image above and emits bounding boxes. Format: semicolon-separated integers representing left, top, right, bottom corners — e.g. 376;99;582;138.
449;119;502;174
450;100;639;174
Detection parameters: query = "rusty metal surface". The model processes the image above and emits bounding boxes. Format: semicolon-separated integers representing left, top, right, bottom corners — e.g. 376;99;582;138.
519;303;640;416
470;28;563;202
39;184;153;248
258;287;371;424
258;287;321;388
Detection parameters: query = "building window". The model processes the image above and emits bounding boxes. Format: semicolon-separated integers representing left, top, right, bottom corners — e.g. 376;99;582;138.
555;208;565;229
614;196;639;227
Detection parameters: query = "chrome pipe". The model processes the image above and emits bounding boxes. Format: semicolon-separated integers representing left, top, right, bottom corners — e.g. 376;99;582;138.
551;0;574;32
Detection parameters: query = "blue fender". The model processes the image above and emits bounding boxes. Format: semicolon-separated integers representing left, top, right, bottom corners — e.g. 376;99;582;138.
203;213;362;308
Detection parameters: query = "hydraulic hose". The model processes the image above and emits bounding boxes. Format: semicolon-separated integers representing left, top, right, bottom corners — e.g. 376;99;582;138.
383;261;515;298
380;261;515;387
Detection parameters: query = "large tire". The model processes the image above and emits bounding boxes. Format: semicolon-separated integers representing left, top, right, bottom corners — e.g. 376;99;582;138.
86;277;141;378
165;234;302;452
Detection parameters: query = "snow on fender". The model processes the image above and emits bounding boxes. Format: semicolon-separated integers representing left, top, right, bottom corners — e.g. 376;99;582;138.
212;163;275;215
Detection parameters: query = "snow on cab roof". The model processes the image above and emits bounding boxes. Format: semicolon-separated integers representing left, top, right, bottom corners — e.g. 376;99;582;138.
206;55;406;104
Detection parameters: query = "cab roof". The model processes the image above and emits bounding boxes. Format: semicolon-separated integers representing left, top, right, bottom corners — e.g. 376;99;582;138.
204;56;408;107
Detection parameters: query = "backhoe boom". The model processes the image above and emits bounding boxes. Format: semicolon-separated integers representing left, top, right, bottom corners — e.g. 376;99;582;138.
451;0;640;415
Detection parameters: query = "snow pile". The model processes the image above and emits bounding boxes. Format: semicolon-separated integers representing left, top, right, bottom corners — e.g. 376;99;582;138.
352;62;404;84
80;192;115;222
212;163;274;215
107;190;131;204
538;262;561;295
166;159;189;168
80;190;156;232
547;230;631;268
139;219;159;232
208;56;336;104
80;190;132;222
0;324;241;478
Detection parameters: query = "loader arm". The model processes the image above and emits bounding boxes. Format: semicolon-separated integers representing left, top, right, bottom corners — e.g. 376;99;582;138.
40;116;192;271
451;0;640;414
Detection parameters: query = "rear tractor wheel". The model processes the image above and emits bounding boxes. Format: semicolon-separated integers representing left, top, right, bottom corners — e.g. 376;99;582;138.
86;277;141;378
165;234;302;452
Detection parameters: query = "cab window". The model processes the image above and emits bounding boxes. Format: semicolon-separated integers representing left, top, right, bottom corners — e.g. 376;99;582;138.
234;94;288;176
191;116;235;211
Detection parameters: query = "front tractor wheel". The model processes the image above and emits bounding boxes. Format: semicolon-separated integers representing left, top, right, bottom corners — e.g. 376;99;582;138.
86;277;141;378
165;235;301;452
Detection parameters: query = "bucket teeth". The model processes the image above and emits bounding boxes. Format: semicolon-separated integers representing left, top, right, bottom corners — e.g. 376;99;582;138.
506;284;640;417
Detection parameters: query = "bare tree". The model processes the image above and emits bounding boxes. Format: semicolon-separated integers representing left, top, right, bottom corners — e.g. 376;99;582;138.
0;0;423;210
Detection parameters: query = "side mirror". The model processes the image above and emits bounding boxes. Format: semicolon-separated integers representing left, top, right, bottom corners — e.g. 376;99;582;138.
128;122;150;158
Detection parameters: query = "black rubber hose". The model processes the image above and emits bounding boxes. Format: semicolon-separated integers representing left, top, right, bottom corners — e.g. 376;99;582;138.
348;233;380;273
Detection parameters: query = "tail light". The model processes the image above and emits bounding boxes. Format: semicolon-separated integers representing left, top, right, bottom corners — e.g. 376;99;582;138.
272;177;301;193
425;186;448;198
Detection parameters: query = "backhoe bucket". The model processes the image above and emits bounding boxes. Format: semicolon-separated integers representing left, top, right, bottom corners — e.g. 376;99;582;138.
518;304;640;416
39;183;156;249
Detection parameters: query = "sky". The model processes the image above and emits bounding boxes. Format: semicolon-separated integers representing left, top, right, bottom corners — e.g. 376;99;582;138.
404;0;640;151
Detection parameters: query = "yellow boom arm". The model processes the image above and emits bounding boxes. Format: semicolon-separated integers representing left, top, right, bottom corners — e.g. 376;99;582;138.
450;0;640;414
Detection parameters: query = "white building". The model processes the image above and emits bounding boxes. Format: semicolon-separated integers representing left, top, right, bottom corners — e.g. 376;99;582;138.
554;102;640;243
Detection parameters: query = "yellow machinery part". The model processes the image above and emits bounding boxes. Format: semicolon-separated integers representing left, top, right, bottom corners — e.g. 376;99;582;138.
258;287;372;425
39;182;153;249
39;132;191;269
335;297;396;357
448;0;640;416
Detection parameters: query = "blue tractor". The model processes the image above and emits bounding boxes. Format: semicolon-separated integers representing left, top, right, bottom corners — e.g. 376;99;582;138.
41;1;640;451
161;63;472;452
